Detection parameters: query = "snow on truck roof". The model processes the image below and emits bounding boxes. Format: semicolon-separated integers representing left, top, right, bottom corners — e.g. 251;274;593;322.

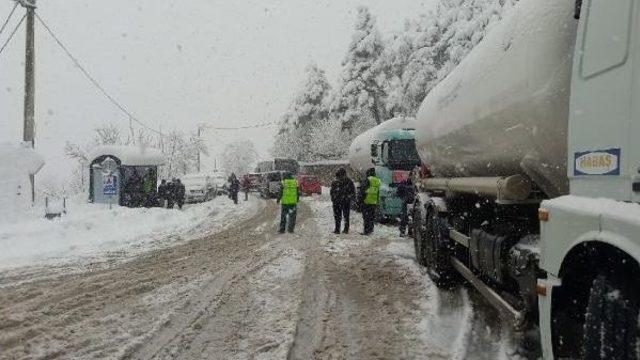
89;145;164;166
0;142;45;174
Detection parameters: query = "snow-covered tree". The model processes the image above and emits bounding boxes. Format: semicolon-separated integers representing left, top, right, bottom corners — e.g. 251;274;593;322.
222;140;258;176
331;6;386;132
274;64;331;161
434;0;516;80
308;117;351;160
377;25;414;117
162;131;208;179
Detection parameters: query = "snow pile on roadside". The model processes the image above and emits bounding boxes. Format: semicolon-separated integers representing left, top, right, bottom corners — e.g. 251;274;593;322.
0;142;45;224
0;197;261;270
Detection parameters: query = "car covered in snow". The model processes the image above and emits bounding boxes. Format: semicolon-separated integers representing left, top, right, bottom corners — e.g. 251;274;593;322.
182;174;216;203
209;172;228;195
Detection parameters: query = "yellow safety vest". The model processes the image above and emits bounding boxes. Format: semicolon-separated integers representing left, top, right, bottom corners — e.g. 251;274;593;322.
280;179;299;205
364;176;381;205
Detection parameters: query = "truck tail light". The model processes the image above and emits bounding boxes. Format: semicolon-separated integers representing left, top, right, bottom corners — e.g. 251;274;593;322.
419;164;431;179
392;171;409;183
538;208;550;222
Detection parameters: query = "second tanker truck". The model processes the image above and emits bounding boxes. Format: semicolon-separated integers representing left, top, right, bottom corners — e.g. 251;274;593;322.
348;117;421;220
412;0;640;358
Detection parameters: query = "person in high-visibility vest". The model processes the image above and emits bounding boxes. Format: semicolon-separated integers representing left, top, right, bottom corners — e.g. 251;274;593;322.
277;172;299;234
359;167;381;235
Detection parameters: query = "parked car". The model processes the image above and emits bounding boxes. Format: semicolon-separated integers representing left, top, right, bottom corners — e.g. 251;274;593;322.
182;174;216;203
210;172;228;195
296;174;321;196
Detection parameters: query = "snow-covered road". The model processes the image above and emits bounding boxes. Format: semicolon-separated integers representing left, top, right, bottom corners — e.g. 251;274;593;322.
0;196;527;359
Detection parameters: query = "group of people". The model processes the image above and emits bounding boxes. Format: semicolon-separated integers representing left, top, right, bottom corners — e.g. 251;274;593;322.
275;167;407;237
227;173;253;204
157;178;186;209
329;167;382;236
123;169;159;207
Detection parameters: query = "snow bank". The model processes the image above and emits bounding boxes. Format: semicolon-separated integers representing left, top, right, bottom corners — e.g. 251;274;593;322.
0;196;260;270
0;142;45;224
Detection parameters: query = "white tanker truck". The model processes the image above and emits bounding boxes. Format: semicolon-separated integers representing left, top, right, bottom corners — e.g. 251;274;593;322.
348;117;420;219
412;0;640;358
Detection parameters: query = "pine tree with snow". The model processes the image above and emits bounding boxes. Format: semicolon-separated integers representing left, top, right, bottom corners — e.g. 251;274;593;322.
434;0;517;81
331;6;386;132
273;64;331;161
377;20;416;117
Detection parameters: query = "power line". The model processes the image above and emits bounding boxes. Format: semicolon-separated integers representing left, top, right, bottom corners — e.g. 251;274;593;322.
0;1;18;36
0;13;24;56
204;120;278;130
35;13;165;137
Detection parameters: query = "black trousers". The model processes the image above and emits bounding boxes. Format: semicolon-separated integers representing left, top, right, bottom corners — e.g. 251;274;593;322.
231;191;238;204
332;201;351;232
279;204;297;233
362;204;376;234
399;202;409;235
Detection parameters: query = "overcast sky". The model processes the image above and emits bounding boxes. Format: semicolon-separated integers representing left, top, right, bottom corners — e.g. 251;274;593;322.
0;0;434;184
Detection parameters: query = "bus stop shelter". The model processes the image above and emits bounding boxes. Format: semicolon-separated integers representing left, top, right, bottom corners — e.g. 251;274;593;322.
88;146;164;207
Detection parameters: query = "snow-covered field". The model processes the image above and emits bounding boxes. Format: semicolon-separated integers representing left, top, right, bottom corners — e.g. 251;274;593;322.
0;196;261;270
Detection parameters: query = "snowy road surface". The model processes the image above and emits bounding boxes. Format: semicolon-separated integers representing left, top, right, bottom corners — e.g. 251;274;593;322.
0;197;524;359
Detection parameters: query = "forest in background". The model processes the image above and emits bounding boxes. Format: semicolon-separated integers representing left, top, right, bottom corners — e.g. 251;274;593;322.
272;0;519;162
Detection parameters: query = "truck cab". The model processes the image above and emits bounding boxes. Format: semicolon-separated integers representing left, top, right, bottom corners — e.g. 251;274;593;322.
370;129;421;220
539;0;640;358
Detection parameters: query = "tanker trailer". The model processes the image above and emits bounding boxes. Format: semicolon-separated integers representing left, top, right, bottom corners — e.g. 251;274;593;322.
348;117;420;220
412;0;640;358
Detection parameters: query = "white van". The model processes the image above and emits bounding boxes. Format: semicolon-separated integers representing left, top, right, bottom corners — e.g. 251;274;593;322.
183;174;216;203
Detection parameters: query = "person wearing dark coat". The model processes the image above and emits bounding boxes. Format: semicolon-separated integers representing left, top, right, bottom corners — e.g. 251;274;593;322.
358;168;380;235
228;173;240;205
241;175;251;201
330;168;355;234
125;170;143;207
175;179;186;209
166;179;176;209
395;172;416;237
157;179;168;207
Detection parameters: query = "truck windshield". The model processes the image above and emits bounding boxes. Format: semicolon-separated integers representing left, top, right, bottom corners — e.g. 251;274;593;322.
387;139;421;170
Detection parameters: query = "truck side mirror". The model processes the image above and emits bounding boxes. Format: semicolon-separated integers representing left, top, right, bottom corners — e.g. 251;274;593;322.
371;144;378;157
574;0;582;19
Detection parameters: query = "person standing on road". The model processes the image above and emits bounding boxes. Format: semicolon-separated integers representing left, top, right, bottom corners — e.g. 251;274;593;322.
241;174;251;201
359;168;380;235
157;179;168;208
330;168;355;234
396;171;415;237
142;170;156;207
166;179;176;209
277;172;299;234
175;178;186;210
228;173;240;205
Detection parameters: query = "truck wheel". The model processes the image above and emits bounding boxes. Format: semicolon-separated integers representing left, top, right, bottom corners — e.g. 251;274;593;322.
424;207;457;288
582;274;639;359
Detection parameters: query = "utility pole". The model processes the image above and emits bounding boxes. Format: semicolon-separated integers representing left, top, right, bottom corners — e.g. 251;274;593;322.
197;125;202;173
21;0;37;203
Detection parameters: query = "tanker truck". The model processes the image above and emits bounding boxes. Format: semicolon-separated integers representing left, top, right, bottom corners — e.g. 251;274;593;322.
348;117;421;220
412;0;640;358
